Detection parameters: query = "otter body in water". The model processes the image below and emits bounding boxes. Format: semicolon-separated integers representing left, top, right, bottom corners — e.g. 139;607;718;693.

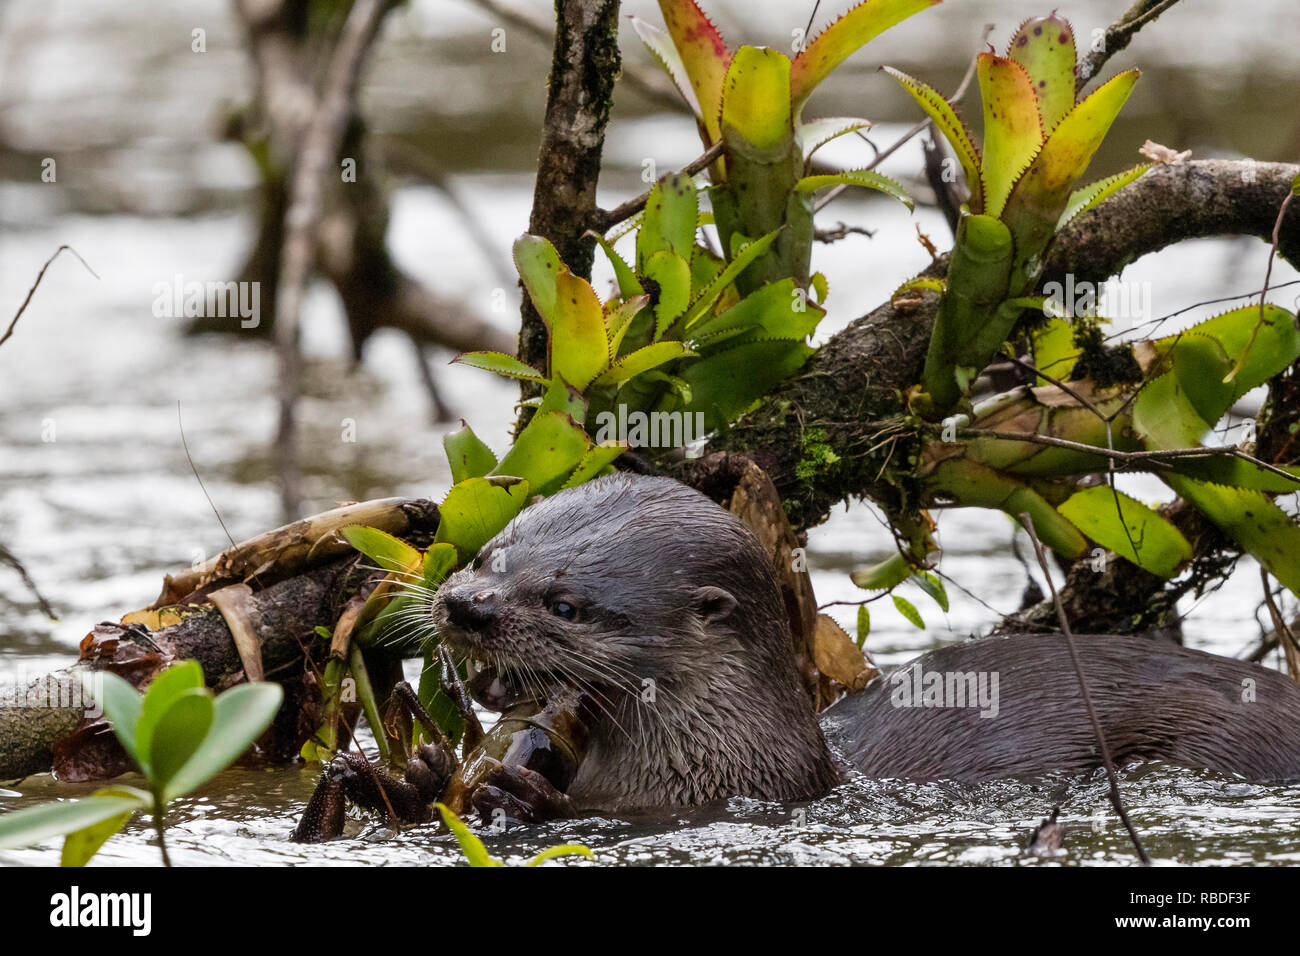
432;474;1300;811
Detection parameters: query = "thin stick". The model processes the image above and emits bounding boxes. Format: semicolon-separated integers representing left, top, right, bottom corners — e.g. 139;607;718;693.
0;545;57;620
592;141;725;231
0;245;98;350
177;401;237;551
1016;513;1151;865
1076;0;1184;95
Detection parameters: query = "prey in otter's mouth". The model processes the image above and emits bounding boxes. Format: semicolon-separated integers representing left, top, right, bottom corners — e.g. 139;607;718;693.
427;473;840;812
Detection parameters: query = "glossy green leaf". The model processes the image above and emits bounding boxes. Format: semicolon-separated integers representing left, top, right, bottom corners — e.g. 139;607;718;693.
1030;316;1081;381
892;594;925;629
551;271;610;391
435;476;531;559
162;682;283;803
80;671;143;767
147;688;214;794
593;341;696;388
795;168;914;209
790;0;941;112
512;235;564;328
135;661;206;776
341;525;422;574
977;54;1043;217
689;278;824;342
850;551;911;590
1006;13;1077;132
492;410;591;496
0;790;148;852
1058;486;1191;578
720;45;792;153
883;66;982;209
60;785;150;867
914;572;949;611
856;604;870;647
536;377;589;423
453;351;548;384
443;422;498;483
656;0;731;142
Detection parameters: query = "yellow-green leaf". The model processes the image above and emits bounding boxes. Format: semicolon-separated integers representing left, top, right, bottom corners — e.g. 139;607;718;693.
883;66;982;209
977;54;1044;217
796;168;913;209
453;351;548;384
656;0;731;142
551;271;609;391
1058;486;1191;578
790;0;941;112
492;411;591;496
593;341;696;388
512;235;564;328
443;422;498;483
720;45;792;154
435;476;531;559
1007;13;1077;132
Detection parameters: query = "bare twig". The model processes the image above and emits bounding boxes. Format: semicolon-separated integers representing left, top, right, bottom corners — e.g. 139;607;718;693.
1076;0;1183;94
1016;513;1151;866
0;245;98;350
273;0;393;520
592;141;724;231
1260;569;1300;683
177;401;237;551
0;545;57;620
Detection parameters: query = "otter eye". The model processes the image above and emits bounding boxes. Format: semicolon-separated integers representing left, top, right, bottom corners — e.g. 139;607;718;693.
549;600;578;621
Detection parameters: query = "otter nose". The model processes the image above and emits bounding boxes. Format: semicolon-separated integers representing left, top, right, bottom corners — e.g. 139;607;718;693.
443;588;499;631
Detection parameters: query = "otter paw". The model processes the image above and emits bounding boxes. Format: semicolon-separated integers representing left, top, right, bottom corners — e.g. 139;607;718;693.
470;764;573;826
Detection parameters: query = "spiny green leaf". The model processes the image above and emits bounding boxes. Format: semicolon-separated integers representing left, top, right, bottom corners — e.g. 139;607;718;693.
593;341;696;388
551;271;609;391
453;351;548;384
561;442;627;489
720;45;792;153
422;543;460;590
629;15;703;118
797;116;873;160
1058;164;1151;229
586;230;643;299
680;338;813;430
341;526;422;575
913;572;949;612
604;294;650;360
656;0;731;142
443;421;498;483
1058;486;1191;578
512;235;564;328
882;66;982;209
795;168;914;209
435;476;531;559
680;229;781;328
642;250;692;335
1006;13;1077;132
790;0;941;112
637;174;699;268
492;411;591;497
977;54;1043;217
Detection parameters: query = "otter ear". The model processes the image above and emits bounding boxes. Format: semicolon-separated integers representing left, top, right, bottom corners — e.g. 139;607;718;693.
692;586;737;625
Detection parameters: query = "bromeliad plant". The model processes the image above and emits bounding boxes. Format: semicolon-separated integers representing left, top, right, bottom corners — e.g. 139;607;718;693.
633;0;934;293
0;662;282;866
848;14;1300;607
889;13;1149;416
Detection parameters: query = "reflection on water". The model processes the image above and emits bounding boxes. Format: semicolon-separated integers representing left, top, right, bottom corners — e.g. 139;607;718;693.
2;0;1299;864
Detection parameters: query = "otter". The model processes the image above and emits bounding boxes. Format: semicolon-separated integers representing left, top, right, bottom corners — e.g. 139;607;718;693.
431;473;1300;812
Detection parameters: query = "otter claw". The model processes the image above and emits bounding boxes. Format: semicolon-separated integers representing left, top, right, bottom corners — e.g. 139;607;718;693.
471;763;573;825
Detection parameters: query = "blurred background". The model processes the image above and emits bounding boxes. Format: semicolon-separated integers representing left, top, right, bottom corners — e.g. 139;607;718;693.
2;0;1299;682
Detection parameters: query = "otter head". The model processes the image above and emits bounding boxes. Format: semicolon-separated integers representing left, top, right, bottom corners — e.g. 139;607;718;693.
429;473;839;811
